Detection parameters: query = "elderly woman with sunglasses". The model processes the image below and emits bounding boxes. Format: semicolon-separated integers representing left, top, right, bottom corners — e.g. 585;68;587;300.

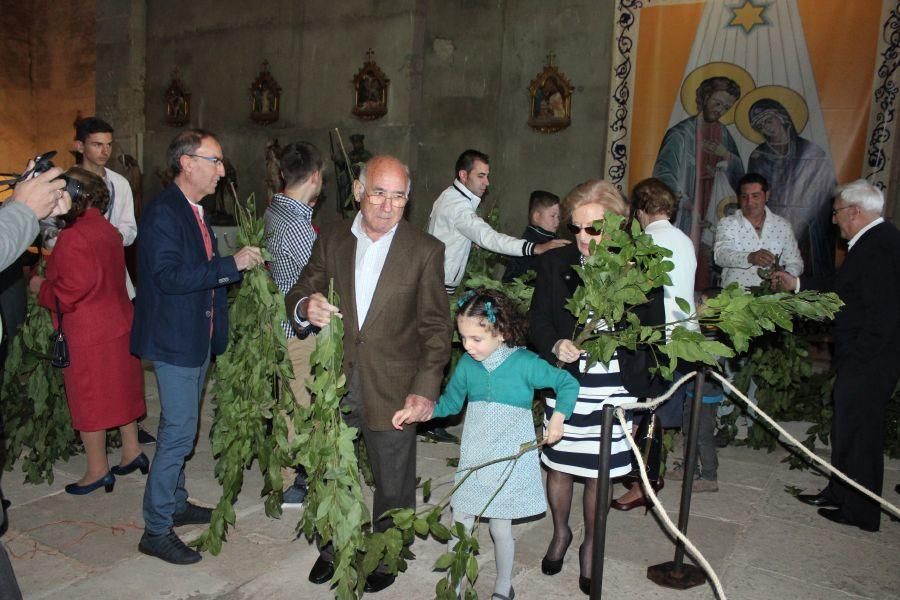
528;180;665;595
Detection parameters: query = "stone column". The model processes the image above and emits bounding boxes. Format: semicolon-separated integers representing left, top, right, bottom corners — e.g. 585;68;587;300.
96;0;146;168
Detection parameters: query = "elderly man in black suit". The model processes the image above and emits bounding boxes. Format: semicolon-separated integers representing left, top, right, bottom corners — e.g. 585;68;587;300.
773;179;900;532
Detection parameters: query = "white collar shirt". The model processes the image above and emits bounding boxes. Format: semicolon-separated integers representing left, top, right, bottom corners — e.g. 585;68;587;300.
714;207;803;290
351;212;398;328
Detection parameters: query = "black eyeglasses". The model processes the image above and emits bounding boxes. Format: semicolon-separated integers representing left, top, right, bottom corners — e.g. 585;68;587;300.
566;223;602;235
187;154;225;167
831;206;854;217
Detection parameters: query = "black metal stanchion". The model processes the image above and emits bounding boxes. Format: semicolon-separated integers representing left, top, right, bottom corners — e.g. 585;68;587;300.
590;404;616;600
646;368;707;589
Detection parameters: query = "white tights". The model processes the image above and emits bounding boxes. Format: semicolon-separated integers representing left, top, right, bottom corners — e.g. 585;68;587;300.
453;511;515;598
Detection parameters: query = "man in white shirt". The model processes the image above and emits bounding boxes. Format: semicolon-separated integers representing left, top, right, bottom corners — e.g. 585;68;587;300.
74;118;137;249
427;149;568;293
714;173;803;290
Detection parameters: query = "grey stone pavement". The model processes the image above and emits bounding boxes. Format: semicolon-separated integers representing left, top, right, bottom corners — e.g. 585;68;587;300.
3;365;899;600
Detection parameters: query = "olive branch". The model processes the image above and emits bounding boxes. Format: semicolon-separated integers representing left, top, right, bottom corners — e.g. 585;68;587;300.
566;214;843;379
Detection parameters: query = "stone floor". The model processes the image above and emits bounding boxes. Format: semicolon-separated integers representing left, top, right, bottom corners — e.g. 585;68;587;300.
3;365;899;600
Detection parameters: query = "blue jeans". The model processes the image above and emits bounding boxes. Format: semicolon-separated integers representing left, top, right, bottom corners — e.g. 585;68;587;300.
143;355;210;534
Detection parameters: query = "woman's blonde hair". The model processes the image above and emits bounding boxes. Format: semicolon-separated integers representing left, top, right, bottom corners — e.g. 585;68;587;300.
561;179;628;223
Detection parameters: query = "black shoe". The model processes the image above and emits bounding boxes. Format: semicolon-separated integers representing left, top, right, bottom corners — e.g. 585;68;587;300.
578;575;591;595
138;426;156;445
541;526;572;575
419;426;459;444
308;556;335;584
797;492;839;508
172;502;213;527
138;530;201;565
363;571;396;593
817;508;878;532
65;472;115;495
111;452;150;476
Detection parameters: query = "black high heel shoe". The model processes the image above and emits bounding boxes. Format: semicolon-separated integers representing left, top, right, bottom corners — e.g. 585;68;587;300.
579;575;591;595
65;472;115;495
111;452;150;476
541;526;573;575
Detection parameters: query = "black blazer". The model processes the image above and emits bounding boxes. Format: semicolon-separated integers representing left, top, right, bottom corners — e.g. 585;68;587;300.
801;221;900;379
528;243;667;397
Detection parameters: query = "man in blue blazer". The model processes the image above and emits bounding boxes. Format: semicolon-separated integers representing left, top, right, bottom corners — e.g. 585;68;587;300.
131;130;262;564
774;179;900;532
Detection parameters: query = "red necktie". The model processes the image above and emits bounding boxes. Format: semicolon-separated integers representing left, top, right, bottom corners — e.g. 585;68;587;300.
189;203;214;337
190;204;213;260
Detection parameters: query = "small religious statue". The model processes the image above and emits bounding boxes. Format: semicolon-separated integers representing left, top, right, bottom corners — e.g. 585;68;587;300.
165;68;191;127
352;49;389;120
348;134;373;171
330;131;373;216
528;52;574;133
250;60;282;124
265;138;282;205
207;158;238;225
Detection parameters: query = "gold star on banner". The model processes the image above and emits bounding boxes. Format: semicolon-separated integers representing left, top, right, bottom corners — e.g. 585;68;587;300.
729;0;766;33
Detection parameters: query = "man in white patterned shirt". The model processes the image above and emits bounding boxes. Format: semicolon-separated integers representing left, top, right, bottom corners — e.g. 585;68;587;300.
714;173;803;290
263;141;323;507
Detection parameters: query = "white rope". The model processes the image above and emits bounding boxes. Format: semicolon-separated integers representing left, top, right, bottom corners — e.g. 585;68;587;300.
615;370;697;412
709;370;900;519
613;408;727;600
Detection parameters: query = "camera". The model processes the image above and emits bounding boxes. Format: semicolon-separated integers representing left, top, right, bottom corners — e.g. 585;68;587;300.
31;151;83;203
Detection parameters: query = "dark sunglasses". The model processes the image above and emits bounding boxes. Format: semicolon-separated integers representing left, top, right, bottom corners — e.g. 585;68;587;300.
566;223;602;235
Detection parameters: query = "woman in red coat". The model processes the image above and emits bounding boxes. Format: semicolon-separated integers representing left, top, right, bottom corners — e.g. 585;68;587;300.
29;167;146;495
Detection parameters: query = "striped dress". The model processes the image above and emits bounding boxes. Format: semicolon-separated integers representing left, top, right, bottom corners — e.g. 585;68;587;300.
541;353;634;479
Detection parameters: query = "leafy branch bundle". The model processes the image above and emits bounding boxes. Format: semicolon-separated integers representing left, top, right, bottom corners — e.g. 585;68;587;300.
194;194;295;555
294;281;370;599
567;214;844;377
1;263;77;484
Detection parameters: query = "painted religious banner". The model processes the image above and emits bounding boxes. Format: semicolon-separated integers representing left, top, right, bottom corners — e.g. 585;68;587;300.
604;0;899;287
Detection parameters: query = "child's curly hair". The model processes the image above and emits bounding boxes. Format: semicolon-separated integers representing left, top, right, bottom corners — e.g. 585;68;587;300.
456;288;528;346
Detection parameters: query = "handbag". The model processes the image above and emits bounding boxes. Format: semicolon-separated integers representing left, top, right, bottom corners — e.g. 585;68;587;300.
50;298;69;368
621;410;663;487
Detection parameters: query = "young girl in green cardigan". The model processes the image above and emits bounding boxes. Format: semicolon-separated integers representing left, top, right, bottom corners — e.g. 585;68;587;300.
393;288;579;600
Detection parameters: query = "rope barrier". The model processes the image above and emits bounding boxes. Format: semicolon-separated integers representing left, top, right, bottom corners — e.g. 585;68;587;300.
708;371;900;519
602;367;899;600
616;370;697;412
613;408;727;600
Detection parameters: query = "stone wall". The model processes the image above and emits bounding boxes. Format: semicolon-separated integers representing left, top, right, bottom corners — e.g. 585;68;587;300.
0;0;96;180
0;3;34;180
138;1;615;234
